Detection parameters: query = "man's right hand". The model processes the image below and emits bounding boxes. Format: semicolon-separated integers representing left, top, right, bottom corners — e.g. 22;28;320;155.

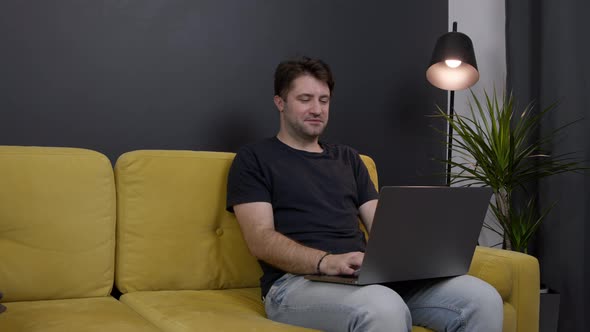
319;252;364;276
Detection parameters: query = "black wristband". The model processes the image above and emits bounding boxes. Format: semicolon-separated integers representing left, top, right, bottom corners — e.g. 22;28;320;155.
316;252;331;275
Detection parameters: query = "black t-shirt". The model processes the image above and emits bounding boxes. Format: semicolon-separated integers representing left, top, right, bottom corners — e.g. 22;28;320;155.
226;137;379;297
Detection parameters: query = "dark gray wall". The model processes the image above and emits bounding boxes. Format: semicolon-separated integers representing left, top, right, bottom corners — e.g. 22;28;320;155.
0;1;447;187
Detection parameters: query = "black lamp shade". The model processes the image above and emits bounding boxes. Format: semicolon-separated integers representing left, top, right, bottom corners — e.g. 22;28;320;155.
426;32;479;91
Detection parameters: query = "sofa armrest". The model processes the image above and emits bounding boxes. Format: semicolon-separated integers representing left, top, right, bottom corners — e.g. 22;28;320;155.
468;246;539;332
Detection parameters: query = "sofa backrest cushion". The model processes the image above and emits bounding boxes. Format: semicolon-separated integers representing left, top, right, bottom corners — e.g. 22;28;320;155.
115;150;261;293
114;150;379;293
360;155;379;192
0;146;116;301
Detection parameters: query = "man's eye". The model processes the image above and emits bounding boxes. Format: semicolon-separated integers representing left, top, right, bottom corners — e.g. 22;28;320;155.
320;98;330;104
299;98;311;102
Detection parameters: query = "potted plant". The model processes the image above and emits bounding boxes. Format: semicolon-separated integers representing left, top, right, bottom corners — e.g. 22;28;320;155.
435;89;586;332
436;89;585;253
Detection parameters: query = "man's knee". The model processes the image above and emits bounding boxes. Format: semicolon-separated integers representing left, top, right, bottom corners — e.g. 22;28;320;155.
466;276;503;311
350;285;412;332
461;276;503;330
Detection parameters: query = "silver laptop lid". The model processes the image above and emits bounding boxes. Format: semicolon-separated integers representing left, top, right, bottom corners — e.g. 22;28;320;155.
358;186;492;285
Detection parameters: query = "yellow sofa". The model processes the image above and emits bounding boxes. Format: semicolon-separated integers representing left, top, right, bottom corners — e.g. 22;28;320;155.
0;146;540;332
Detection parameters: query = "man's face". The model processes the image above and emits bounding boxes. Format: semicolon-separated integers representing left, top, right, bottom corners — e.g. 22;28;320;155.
275;75;331;140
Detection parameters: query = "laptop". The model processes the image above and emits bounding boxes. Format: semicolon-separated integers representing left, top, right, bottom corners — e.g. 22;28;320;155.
305;186;492;285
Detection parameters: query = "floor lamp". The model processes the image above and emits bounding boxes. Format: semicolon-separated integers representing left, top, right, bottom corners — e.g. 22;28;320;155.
426;21;479;185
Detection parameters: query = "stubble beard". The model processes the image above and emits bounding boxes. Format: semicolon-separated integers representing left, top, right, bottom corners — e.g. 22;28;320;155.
289;118;327;142
281;102;328;143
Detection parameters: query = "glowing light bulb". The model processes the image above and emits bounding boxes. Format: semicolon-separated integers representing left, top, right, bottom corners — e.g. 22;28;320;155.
445;60;462;68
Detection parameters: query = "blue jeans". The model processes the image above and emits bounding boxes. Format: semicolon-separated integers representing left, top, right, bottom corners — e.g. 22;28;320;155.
265;274;503;332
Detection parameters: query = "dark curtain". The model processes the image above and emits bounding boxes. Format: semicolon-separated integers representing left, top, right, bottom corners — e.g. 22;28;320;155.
506;1;589;331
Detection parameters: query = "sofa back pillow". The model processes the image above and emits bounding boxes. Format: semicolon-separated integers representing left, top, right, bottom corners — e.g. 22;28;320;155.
0;146;116;301
360;155;379;192
115;150;261;293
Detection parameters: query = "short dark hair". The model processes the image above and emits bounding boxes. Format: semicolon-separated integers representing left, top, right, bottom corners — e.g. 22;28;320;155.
274;56;335;99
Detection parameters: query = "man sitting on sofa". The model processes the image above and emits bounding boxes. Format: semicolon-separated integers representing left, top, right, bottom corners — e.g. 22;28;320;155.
226;56;503;332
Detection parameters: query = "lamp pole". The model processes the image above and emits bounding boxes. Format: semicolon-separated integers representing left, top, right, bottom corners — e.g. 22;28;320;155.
447;90;454;186
446;21;458;186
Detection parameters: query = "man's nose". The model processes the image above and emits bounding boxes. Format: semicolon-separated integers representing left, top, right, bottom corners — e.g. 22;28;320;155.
310;100;322;115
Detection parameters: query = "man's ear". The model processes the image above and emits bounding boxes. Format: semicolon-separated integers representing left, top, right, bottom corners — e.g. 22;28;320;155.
273;95;285;112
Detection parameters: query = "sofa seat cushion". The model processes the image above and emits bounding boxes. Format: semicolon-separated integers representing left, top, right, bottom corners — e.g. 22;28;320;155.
0;296;160;332
120;288;444;332
120;288;317;331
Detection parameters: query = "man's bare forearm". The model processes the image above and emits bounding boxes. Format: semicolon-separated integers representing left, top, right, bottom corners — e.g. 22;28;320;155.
233;202;361;276
248;228;325;275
